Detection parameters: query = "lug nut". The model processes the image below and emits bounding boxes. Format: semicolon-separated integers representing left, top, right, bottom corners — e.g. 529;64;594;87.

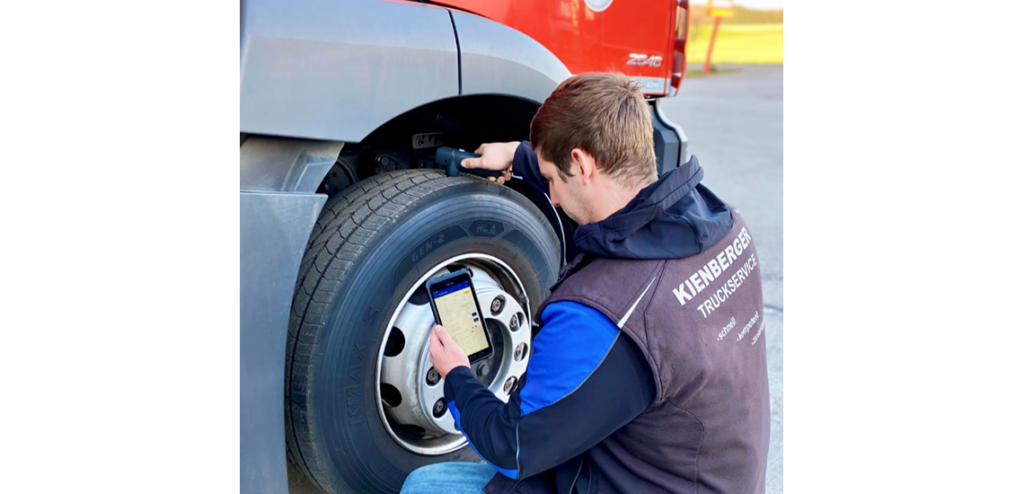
476;363;490;378
426;368;440;385
514;343;527;362
433;398;447;418
509;313;519;330
491;295;505;315
503;376;517;394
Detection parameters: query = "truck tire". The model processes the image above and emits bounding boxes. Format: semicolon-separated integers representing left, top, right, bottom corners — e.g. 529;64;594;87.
286;169;560;494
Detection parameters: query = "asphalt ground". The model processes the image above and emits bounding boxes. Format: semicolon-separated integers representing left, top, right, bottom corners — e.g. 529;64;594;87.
288;65;785;494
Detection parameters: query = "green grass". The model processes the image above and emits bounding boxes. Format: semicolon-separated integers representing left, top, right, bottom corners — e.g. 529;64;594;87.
686;23;783;65
683;67;741;78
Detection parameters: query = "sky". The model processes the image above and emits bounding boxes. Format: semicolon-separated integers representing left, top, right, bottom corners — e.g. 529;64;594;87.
739;0;783;8
695;0;784;10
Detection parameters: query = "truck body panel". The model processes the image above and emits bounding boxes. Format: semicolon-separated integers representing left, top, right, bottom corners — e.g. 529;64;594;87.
241;0;458;141
438;0;679;95
241;191;327;494
452;10;571;104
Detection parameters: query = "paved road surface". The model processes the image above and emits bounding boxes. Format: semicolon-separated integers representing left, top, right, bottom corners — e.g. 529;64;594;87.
288;65;785;494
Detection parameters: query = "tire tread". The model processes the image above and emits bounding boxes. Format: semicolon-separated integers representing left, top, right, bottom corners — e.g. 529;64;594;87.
285;170;461;493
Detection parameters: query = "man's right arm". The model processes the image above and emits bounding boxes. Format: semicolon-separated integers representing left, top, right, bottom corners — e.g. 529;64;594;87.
461;141;549;195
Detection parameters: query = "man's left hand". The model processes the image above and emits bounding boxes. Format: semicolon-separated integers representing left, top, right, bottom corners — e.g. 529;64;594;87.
428;324;470;378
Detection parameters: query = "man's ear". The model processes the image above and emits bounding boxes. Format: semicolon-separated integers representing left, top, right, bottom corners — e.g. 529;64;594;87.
572;148;596;184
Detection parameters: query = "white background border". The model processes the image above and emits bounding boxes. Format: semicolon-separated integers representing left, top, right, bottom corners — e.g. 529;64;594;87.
3;0;1024;492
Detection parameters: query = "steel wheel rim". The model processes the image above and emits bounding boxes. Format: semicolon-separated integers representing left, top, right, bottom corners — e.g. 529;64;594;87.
374;253;532;455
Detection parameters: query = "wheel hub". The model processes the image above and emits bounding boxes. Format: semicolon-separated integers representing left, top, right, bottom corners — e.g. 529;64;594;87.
376;255;532;455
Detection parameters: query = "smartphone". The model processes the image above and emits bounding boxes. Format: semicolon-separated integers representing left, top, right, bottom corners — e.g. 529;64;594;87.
426;268;494;363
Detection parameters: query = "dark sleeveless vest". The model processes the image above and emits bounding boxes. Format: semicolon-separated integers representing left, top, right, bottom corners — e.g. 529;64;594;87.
486;210;770;494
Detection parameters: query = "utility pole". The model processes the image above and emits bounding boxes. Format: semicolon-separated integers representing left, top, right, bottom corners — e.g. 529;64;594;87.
703;0;734;74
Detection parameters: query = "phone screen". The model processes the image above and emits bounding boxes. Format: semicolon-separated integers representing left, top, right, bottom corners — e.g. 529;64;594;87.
430;280;490;357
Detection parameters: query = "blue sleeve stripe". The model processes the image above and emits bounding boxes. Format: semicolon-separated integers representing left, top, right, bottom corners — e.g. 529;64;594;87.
449;401;519;480
448;401;462;431
518;301;620;417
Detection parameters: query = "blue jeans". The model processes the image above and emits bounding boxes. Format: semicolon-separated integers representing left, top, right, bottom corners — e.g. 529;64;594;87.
401;462;495;494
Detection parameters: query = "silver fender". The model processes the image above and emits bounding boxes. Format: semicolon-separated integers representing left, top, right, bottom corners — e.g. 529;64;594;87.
239;136;344;494
452;11;572;104
241;0;458;141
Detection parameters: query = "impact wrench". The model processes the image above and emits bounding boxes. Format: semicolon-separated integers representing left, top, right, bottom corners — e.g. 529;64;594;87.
434;147;505;178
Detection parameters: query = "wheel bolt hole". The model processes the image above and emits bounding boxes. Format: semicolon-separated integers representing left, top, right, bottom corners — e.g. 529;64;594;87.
432;399;447;418
514;343;528;362
426;367;441;386
503;376;517;394
384;328;405;357
490;295;505;315
381;383;402;408
476;362;490;378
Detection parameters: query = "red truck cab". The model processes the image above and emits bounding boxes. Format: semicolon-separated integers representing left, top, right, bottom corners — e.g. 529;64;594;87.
438;0;688;96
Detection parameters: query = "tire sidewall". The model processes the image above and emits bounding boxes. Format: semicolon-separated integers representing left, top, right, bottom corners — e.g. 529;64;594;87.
311;180;559;492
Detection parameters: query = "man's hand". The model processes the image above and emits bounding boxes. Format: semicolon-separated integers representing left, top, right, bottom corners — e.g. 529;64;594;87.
461;142;518;186
428;324;471;378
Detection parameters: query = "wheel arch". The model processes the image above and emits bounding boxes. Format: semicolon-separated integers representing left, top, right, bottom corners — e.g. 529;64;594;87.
348;93;567;265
